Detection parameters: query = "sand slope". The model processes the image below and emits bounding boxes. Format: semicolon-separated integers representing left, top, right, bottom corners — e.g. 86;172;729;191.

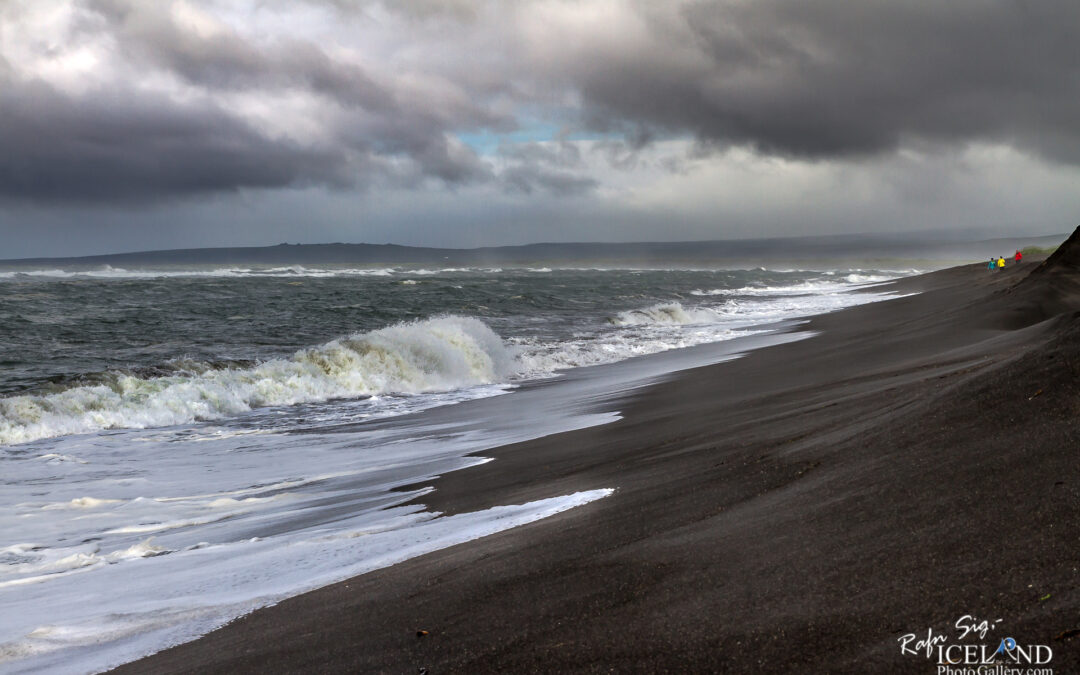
113;234;1080;674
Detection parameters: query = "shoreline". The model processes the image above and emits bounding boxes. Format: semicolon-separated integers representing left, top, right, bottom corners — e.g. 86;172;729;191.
112;252;1080;674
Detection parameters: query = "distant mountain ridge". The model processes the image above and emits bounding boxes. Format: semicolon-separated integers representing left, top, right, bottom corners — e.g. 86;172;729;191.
1;232;1067;268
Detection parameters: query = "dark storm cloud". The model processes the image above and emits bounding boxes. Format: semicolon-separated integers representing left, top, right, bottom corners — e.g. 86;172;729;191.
0;77;346;202
566;0;1080;163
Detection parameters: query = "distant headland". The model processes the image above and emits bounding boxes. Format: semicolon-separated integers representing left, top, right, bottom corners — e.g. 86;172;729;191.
1;232;1067;268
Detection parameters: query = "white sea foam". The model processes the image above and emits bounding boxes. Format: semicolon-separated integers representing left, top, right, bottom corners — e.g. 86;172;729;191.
36;454;87;464
691;275;897;296
40;497;122;510
513;328;744;374
0;539;165;577
0;315;515;445
0;539;175;592
0;483;613;672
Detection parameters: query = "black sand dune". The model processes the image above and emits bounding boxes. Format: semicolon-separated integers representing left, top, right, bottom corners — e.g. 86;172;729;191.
113;232;1080;674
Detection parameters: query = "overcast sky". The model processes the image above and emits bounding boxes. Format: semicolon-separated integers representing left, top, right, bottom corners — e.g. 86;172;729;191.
2;0;1079;257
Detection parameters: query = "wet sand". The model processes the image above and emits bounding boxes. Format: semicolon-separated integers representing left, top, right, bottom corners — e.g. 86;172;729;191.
113;239;1080;674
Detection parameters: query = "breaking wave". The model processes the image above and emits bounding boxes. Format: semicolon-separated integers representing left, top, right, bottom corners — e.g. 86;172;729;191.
611;302;724;326
0;316;515;446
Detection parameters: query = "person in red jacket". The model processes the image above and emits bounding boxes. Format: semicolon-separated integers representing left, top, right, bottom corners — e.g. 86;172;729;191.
1015;249;1023;264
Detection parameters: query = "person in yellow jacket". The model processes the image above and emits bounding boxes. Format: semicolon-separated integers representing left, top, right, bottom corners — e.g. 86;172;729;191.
997;256;1006;269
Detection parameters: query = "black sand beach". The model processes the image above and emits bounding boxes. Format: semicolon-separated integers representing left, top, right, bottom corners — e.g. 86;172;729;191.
114;237;1080;674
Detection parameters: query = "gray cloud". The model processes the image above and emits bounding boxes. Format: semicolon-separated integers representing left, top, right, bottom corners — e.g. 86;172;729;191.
85;0;394;112
0;0;509;203
498;141;585;169
496;141;598;195
500;166;598;196
562;0;1080;163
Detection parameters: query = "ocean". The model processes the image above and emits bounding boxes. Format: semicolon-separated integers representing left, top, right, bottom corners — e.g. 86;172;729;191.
0;263;913;672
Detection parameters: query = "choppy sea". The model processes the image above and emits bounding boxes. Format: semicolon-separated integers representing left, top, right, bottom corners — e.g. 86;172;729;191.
0;263;915;672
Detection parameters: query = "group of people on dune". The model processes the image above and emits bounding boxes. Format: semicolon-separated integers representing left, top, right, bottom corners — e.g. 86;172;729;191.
989;250;1023;270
